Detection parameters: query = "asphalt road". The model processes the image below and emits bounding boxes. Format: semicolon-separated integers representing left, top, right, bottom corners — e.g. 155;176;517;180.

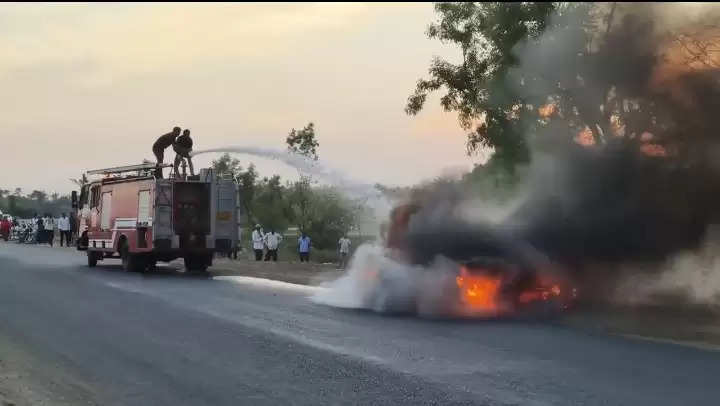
1;243;719;405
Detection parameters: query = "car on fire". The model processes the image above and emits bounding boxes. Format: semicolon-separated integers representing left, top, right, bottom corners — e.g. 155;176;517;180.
366;204;577;317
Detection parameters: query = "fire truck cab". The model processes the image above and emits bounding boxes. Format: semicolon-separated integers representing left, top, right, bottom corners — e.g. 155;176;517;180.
72;163;238;273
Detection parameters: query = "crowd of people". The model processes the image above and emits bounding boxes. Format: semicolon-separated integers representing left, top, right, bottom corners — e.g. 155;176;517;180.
241;224;352;268
2;211;356;268
0;213;76;247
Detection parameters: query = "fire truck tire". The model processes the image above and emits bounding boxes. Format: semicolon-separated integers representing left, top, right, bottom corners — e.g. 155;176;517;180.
87;251;98;267
120;241;146;273
184;255;209;273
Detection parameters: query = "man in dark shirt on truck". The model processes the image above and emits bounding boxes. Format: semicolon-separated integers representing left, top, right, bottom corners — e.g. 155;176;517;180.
173;129;194;178
152;126;181;178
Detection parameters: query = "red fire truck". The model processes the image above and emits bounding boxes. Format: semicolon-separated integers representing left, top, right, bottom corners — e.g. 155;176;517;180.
72;163;238;273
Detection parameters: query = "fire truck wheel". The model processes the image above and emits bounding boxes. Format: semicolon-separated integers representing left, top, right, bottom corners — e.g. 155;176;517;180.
184;255;208;273
87;251;98;267
120;241;146;273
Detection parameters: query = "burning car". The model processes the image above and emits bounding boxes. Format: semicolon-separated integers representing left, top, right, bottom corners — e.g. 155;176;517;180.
364;204;577;317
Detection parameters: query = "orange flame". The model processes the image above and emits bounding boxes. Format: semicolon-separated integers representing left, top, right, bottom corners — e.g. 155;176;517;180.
574;126;596;146
538;103;556;118
455;267;502;312
640;143;667;157
517;284;562;304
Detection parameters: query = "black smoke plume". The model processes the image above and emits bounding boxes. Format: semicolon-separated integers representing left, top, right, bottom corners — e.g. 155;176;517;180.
402;4;720;301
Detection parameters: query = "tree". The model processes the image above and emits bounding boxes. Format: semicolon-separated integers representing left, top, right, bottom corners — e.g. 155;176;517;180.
29;190;47;203
406;2;560;166
253;175;290;231
304;187;357;249
211;153;242;180
70;174;89;188
237;164;259;225
8;195;17;214
407;3;720;169
287;175;314;232
286;122;319;160
286;180;356;249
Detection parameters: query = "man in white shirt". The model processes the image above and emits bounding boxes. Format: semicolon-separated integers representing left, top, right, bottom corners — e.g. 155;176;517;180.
58;213;71;247
338;235;351;269
251;224;265;261
43;214;55;247
263;228;283;262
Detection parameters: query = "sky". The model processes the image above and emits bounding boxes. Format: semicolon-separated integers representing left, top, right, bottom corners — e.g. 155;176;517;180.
0;2;480;195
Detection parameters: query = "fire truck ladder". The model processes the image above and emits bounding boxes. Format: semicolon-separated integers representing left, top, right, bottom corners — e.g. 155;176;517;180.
86;163;172;177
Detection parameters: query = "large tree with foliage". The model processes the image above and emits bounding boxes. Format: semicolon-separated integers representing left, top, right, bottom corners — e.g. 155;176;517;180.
407;3;720;171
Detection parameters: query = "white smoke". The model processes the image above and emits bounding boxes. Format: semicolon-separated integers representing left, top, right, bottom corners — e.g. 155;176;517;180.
312;244;510;318
616;226;720;307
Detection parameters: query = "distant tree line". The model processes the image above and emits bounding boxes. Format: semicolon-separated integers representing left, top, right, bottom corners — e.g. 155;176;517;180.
0;188;71;218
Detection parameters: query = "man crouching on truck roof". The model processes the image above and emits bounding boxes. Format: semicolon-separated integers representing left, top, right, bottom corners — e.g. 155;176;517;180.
173;129;194;178
152;126;181;178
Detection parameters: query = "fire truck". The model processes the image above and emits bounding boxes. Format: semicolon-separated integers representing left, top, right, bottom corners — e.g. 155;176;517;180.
71;163;238;273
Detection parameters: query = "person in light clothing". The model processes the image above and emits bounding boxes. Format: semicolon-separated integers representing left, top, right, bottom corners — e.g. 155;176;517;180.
43;214;54;247
57;213;71;247
338;235;351;269
251;224;265;261
263;228;283;262
298;232;311;263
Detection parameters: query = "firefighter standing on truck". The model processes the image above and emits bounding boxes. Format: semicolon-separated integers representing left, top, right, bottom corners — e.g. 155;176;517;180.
152;126;181;178
173;129;194;178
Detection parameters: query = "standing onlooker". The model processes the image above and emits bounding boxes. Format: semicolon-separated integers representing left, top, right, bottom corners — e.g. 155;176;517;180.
338;234;352;269
298;232;311;263
58;213;71;247
251;224;265;261
263;228;283;262
44;214;55;247
69;212;77;247
0;216;11;241
35;214;44;244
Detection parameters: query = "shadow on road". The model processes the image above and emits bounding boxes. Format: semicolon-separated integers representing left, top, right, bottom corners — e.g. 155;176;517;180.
84;260;213;280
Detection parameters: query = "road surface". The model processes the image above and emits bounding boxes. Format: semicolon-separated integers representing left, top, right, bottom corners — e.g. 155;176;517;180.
1;243;719;405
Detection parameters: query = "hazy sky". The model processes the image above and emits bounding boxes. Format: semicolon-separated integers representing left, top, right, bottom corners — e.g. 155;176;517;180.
0;3;478;194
